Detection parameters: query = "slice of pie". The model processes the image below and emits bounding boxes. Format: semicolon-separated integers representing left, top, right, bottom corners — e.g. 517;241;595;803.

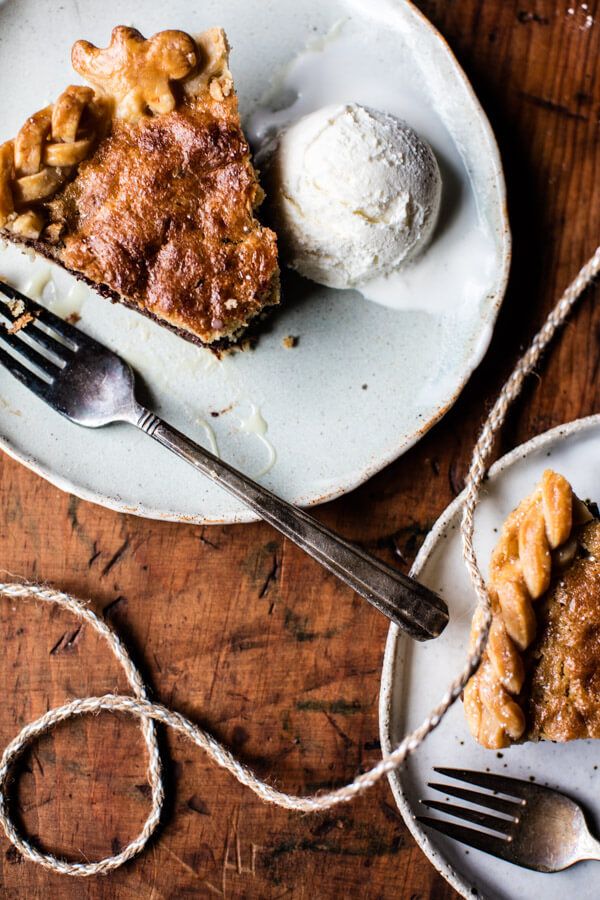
464;469;600;748
0;26;279;348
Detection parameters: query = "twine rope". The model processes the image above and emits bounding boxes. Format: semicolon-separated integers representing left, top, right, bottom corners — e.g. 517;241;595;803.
1;245;600;876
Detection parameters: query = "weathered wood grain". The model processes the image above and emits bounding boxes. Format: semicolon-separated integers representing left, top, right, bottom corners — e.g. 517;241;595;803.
1;2;600;896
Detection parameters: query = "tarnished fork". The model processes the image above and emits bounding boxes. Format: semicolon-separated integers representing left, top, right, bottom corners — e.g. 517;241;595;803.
418;767;600;872
0;279;448;640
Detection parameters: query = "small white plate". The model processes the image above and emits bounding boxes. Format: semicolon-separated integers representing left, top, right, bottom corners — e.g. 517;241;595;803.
0;0;510;524
380;415;600;900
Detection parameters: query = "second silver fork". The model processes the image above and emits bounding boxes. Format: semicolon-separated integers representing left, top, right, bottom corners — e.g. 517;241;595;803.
419;767;600;872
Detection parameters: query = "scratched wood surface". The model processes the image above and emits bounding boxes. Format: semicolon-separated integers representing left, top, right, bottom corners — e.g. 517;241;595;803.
1;2;600;897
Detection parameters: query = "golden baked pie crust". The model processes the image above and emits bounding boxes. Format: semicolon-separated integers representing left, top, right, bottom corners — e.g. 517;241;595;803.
528;519;600;741
0;27;279;347
464;470;580;749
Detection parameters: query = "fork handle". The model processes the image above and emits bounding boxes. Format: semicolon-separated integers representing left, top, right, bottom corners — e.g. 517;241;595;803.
134;409;447;640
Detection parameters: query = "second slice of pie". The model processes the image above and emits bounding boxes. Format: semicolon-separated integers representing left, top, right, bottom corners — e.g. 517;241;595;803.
464;469;600;748
0;26;279;348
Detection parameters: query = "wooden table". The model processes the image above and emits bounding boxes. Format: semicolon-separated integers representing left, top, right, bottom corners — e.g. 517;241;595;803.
1;2;599;896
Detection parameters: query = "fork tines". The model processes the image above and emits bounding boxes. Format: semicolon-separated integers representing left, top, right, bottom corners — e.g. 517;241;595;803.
0;280;80;346
0;279;85;398
417;767;528;864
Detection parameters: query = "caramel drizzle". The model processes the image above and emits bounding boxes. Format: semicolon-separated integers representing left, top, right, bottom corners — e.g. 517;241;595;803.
464;470;574;749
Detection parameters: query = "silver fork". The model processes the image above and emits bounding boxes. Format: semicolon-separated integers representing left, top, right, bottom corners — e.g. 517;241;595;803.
419;767;600;872
0;280;448;640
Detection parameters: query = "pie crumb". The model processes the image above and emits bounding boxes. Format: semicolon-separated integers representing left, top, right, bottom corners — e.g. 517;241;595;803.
283;335;298;349
7;312;34;333
5;298;25;317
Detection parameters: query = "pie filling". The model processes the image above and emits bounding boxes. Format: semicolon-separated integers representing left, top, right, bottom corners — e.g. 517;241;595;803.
0;27;280;347
464;469;600;749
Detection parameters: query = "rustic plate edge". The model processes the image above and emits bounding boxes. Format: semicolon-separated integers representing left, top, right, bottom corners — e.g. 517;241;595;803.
0;0;511;525
378;412;600;899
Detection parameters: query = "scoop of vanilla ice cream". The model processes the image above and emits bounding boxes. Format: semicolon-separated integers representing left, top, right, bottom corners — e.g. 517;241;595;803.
265;103;442;289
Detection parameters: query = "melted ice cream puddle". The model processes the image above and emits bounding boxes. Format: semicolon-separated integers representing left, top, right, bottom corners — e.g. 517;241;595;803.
239;402;277;477
23;267;51;301
247;21;498;314
18;267;88;321
195;418;220;457
47;280;88;319
217;358;277;477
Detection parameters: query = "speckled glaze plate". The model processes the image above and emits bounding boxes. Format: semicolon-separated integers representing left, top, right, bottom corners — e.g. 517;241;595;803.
0;0;510;524
380;415;600;900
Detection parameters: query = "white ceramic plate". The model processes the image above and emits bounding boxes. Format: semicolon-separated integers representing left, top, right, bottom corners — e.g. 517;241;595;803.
380;415;600;900
0;0;510;524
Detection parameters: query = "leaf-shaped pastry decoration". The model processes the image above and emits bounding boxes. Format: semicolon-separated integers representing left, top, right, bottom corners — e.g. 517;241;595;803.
72;26;198;121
